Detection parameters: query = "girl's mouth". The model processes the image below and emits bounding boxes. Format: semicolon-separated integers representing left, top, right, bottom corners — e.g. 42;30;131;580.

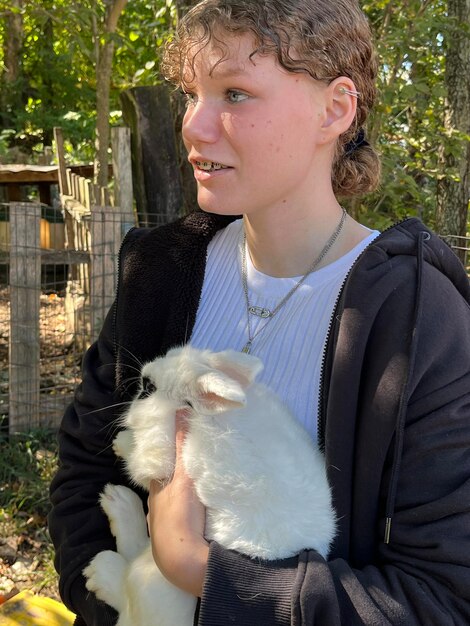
196;161;230;172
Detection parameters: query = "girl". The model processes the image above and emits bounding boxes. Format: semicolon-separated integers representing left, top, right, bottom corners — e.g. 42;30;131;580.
49;1;470;624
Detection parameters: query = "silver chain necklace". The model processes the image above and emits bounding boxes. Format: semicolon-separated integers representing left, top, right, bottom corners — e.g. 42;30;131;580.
241;207;347;354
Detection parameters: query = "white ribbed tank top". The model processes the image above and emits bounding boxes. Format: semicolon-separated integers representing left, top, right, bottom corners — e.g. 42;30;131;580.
190;219;379;441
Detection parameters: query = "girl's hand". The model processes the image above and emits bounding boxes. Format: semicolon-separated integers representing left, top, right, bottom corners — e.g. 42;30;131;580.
147;410;209;597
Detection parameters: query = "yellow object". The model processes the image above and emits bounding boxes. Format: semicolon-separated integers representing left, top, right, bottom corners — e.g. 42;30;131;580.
0;590;75;626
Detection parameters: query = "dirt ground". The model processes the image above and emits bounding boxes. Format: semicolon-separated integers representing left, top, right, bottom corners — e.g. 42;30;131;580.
0;521;60;601
0;287;83;426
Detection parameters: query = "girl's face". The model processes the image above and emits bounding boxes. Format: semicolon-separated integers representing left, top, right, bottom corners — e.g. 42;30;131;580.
182;33;333;220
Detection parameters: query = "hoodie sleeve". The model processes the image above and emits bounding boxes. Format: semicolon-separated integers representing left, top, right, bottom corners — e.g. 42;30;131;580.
48;303;126;626
198;261;470;625
48;228;153;626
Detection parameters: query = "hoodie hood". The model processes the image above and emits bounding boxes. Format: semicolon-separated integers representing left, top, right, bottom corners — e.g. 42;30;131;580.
371;218;470;304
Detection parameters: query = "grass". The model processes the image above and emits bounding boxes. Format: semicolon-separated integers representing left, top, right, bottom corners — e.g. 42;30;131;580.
0;426;60;598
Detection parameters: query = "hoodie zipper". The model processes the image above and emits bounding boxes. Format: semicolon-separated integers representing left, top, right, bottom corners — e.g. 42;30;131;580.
316;272;348;448
316;218;413;448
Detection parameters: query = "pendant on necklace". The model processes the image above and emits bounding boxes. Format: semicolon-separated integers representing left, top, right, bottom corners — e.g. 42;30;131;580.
248;306;272;318
242;340;252;354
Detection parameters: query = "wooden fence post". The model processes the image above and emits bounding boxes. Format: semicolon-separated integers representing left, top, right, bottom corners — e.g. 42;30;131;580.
111;126;135;236
90;205;122;340
9;202;41;433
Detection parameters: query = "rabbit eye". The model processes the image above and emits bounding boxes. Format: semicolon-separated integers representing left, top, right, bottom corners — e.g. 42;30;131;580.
139;376;157;399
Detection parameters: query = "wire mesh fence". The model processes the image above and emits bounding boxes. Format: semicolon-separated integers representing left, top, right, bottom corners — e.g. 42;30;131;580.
1;202;469;434
441;234;470;274
1;203;71;432
0;201;171;435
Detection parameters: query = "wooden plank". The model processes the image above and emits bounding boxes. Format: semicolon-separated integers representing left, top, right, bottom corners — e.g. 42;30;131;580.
0;170;58;184
62;205;79;282
111;126;136;235
62;196;89;218
101;187;110;206
8;203;41;433
76;219;87;293
64;279;87;354
41;249;90;264
81;219;90;295
85;180;92;210
0;164;108;184
71;173;79;201
66;169;72;198
0;249;90;264
53;128;70;195
79;175;86;206
90;205;122;340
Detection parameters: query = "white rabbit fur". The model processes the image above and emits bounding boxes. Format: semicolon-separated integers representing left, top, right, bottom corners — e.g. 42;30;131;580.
83;345;336;626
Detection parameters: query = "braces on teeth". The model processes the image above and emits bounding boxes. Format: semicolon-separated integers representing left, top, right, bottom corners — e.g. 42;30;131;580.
196;161;228;171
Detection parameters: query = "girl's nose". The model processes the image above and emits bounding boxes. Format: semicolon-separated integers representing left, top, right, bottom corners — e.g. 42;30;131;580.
182;99;221;147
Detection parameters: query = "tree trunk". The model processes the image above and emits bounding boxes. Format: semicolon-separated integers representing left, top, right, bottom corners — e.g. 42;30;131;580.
121;85;185;226
2;0;23;84
94;0;128;188
94;41;115;188
42;15;55;146
170;0;202;213
170;89;198;215
1;0;24;128
436;0;470;253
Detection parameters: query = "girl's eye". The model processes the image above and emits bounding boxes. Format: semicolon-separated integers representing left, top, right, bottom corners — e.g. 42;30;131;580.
227;90;248;103
139;376;157;399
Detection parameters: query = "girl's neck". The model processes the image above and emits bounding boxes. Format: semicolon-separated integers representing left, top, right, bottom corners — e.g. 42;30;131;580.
243;202;369;278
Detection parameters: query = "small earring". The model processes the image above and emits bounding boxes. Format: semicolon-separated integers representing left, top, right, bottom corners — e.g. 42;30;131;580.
339;86;361;98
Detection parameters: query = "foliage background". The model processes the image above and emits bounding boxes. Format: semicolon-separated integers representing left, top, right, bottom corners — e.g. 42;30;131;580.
0;0;469;230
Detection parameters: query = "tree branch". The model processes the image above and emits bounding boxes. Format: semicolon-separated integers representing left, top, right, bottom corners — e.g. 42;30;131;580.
105;0;128;34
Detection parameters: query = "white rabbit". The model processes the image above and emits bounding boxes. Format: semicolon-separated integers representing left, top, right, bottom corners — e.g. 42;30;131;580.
84;346;336;626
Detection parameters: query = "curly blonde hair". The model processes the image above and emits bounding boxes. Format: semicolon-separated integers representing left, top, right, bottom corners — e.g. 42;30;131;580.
163;0;381;197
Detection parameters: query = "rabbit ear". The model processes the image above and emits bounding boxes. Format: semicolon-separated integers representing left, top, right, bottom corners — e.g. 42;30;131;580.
207;350;263;389
195;371;246;414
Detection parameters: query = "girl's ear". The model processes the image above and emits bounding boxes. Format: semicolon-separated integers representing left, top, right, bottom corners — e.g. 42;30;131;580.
207;350;263;388
320;76;358;142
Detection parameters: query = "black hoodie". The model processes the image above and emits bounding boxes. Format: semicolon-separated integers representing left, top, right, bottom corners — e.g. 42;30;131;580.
49;214;470;625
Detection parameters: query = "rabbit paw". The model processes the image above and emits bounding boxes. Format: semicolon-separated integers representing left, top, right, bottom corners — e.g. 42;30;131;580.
83;550;126;611
100;484;148;561
113;429;134;459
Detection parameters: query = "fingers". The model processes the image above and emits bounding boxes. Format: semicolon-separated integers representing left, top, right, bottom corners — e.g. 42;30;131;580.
175;407;190;433
146;405;208;595
174;408;191;465
148;408;191;499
